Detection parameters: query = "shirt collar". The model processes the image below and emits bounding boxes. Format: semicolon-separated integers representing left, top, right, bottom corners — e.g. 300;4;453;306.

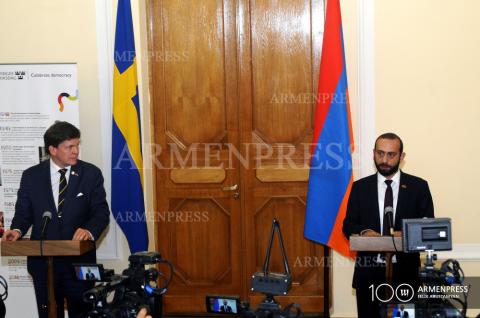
50;159;71;175
377;169;401;186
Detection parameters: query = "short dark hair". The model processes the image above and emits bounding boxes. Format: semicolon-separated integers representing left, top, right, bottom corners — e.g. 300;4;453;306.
375;132;403;153
44;121;81;154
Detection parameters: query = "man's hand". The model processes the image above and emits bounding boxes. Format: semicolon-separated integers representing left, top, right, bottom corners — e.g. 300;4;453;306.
360;229;381;237
136;308;152;318
72;228;93;241
2;230;21;241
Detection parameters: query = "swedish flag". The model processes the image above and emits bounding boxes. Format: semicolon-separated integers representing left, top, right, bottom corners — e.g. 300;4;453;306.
112;0;148;253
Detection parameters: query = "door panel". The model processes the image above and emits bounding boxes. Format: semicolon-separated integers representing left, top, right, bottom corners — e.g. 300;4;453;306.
162;0;227;146
239;0;326;310
149;0;242;312
251;0;313;144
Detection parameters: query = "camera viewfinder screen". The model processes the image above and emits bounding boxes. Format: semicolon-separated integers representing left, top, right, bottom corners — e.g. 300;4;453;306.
386;303;415;318
208;297;238;314
74;265;101;281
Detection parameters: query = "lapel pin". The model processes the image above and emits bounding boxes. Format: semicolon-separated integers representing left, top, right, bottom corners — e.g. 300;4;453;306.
401;184;407;189
71;171;79;177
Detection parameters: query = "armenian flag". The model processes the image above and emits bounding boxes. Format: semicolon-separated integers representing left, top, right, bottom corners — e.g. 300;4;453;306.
304;0;355;258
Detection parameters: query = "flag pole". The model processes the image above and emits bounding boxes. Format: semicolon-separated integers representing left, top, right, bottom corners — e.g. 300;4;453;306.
324;245;330;318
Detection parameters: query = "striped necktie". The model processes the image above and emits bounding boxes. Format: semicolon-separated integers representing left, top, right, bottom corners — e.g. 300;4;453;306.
58;168;68;217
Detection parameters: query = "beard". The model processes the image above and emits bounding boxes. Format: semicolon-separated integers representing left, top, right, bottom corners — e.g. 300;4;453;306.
375;160;400;177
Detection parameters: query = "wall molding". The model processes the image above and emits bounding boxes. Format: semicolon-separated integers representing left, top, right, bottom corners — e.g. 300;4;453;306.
95;0;119;260
356;0;376;180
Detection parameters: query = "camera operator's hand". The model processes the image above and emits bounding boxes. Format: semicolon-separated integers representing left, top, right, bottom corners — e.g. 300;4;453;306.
137;308;152;318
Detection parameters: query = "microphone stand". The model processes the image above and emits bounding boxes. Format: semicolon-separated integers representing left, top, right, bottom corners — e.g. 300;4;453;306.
40;234;45;257
39;213;55;318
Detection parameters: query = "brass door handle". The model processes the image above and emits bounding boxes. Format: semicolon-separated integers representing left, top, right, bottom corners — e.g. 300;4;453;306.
222;184;238;191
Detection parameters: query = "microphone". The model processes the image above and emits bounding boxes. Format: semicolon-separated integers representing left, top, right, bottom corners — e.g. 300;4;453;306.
40;211;52;240
384;206;394;236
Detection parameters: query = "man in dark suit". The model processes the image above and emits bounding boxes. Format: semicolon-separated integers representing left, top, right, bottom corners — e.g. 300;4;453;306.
395;304;409;317
343;133;434;318
220;300;233;313
3;121;110;318
85;269;96;281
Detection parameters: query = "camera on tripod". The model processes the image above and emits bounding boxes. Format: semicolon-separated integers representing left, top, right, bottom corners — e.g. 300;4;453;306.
75;251;173;318
206;219;300;318
402;218;469;318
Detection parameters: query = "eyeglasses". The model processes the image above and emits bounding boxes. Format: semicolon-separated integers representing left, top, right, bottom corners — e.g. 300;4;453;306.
374;149;398;159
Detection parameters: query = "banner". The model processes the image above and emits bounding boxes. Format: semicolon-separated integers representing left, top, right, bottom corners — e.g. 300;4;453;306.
0;63;79;317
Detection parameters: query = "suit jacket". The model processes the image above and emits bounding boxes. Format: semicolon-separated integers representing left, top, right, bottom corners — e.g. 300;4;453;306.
85;272;96;280
220;305;232;313
11;159;110;276
396;310;409;318
342;171;434;288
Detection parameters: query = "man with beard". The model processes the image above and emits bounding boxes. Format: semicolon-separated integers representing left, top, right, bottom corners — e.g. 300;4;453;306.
343;133;434;318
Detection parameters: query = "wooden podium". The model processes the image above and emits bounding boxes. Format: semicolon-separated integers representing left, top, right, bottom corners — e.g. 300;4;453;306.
349;235;403;284
350;235;403;252
1;240;95;318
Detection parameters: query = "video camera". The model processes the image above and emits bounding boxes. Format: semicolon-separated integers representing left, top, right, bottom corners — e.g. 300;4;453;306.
76;251;173;318
206;219;301;318
206;295;300;318
402;218;469;318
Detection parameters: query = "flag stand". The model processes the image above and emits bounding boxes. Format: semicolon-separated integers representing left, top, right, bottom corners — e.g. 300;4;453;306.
323;245;330;318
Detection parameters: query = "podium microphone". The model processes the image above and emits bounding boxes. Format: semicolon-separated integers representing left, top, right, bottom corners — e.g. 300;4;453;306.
384;206;394;236
40;211;52;240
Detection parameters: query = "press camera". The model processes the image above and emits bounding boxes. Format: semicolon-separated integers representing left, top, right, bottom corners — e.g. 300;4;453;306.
77;251;173;318
206;219;301;318
402;218;469;317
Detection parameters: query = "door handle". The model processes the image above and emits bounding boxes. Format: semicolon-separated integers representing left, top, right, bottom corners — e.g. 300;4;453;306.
222;184;238;191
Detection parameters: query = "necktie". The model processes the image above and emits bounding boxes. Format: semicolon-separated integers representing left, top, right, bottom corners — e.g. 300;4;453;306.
383;179;393;235
58;168;68;217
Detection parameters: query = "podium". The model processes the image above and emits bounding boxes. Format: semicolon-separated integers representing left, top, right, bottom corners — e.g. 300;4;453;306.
349;235;403;284
1;240;95;318
350;235;403;252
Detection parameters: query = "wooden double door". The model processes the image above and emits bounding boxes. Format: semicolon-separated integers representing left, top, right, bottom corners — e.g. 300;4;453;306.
148;0;327;313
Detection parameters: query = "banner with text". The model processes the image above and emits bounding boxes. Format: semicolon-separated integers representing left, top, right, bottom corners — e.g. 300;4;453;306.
0;63;79;318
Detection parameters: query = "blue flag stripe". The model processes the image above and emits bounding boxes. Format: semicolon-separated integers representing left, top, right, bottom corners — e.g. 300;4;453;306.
304;66;352;243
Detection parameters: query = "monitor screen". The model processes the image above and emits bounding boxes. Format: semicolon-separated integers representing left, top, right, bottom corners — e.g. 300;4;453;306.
73;264;104;282
402;218;452;252
206;295;240;314
383;303;416;318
